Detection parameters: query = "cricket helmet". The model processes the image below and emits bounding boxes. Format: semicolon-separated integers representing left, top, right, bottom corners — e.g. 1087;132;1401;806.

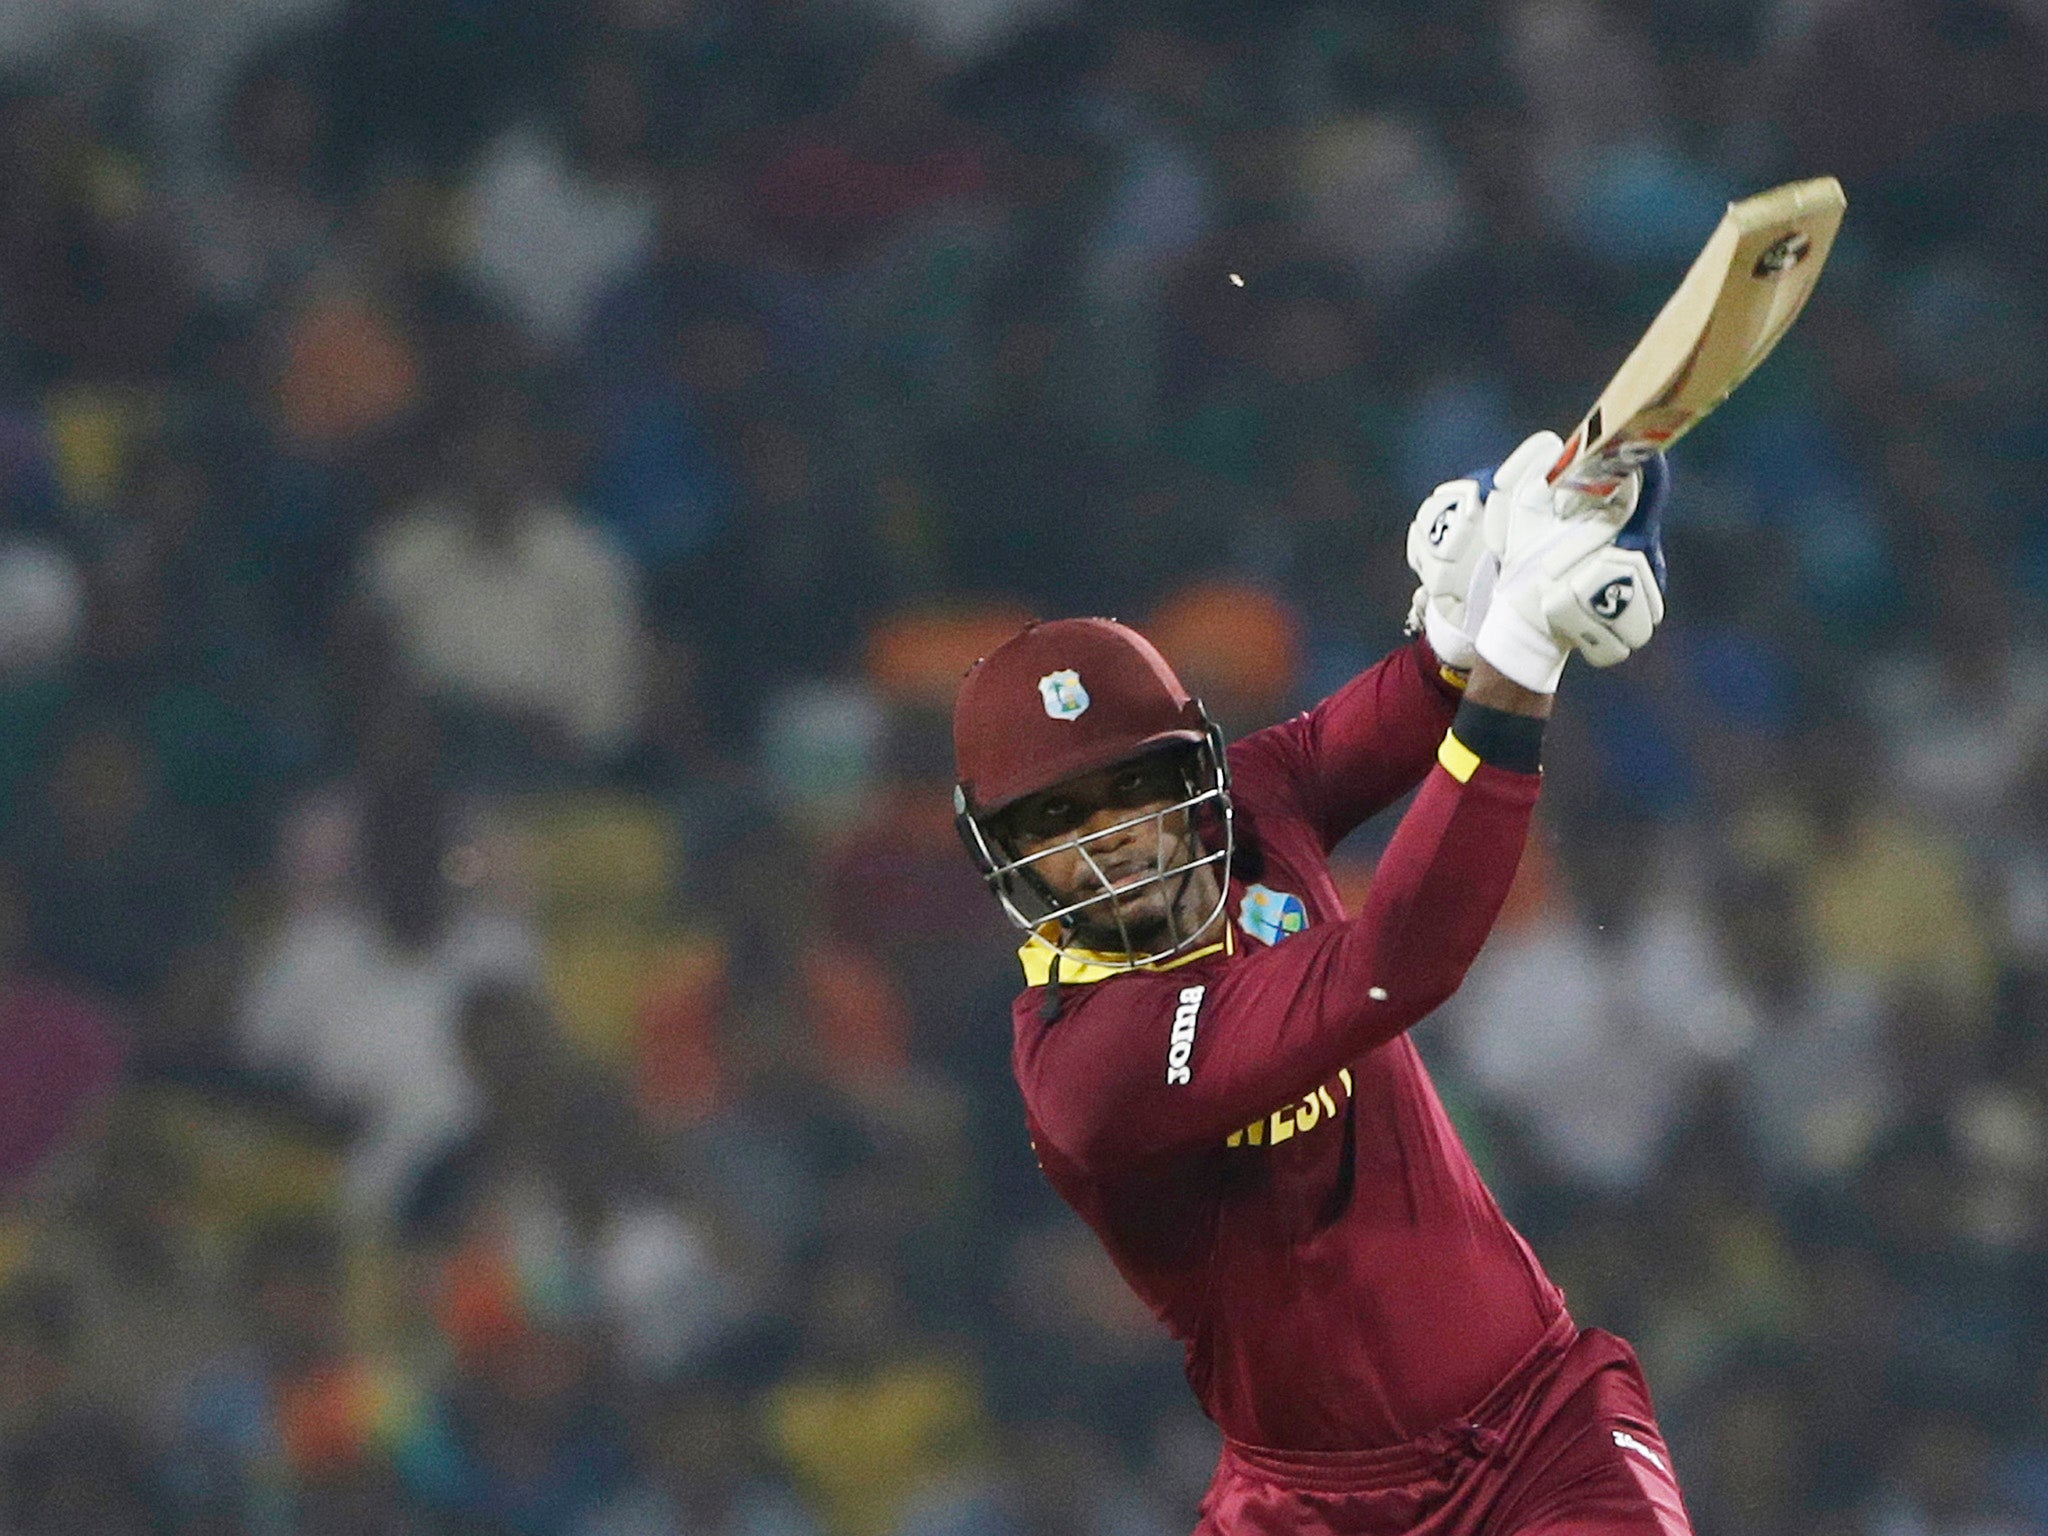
952;618;1234;969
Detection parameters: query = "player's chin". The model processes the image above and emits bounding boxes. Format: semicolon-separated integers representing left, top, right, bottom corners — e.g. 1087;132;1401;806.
1072;888;1176;949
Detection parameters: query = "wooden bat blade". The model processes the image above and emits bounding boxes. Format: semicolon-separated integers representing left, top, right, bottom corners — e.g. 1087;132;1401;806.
1550;176;1847;501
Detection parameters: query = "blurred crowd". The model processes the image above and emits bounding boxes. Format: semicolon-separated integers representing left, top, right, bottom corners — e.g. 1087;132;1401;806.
0;0;2043;1532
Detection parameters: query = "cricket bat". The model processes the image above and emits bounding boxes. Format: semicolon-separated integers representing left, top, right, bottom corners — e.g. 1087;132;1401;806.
1548;176;1847;506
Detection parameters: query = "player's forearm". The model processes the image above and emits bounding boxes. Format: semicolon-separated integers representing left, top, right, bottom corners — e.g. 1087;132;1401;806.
1348;746;1539;1012
1464;659;1553;718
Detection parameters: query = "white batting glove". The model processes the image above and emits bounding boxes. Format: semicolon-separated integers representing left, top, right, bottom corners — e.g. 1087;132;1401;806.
1405;473;1498;671
1473;432;1667;692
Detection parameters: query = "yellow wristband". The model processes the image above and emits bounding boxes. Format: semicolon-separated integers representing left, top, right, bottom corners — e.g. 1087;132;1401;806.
1438;730;1482;784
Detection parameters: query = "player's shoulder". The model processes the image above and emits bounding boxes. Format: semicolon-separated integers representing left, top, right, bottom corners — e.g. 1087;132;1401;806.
1224;712;1304;783
1010;965;1197;1034
1010;962;1222;1077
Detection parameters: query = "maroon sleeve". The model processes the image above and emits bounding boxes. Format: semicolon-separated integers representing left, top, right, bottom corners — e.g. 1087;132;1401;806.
1020;756;1538;1171
1228;638;1461;853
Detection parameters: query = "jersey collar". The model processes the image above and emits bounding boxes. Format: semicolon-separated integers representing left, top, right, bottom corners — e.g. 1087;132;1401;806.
1017;919;1234;987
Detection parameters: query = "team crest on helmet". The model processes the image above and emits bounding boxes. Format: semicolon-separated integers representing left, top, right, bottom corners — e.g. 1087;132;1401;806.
1038;669;1090;720
1239;884;1309;946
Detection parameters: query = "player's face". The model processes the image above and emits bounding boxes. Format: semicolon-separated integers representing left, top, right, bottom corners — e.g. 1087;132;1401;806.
1001;753;1221;951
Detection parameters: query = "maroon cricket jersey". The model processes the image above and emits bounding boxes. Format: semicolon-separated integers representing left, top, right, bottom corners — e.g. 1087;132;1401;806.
1011;640;1565;1452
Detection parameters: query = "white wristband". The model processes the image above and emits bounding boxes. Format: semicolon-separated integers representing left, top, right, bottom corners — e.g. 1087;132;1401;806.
1474;600;1568;693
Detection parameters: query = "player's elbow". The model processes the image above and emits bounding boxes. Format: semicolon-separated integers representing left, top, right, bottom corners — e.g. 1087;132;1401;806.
1349;905;1490;1030
1380;958;1469;1029
1426;951;1483;1015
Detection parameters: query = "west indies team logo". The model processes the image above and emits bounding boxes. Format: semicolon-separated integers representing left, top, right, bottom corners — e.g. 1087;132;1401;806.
1238;884;1309;946
1038;669;1090;720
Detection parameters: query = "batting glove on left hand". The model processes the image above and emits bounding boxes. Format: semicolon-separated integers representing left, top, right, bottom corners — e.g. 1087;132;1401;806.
1473;431;1669;691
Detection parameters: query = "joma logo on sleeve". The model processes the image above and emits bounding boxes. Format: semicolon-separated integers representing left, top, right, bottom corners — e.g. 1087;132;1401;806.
1164;985;1205;1085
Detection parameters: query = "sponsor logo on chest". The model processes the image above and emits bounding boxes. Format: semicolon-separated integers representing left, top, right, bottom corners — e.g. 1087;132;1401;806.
1164;984;1204;1085
1226;1068;1354;1149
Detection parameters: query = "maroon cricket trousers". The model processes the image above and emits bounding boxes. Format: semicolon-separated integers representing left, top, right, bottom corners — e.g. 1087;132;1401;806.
1196;1321;1696;1536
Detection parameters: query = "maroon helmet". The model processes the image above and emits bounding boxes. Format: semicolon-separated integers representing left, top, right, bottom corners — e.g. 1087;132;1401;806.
953;618;1234;968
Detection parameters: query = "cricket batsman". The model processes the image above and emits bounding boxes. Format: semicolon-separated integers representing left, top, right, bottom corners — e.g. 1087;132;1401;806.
951;431;1694;1534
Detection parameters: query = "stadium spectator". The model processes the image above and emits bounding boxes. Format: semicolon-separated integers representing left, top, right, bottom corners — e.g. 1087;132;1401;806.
464;41;663;351
768;1246;989;1536
1449;822;1751;1198
237;738;538;1216
364;386;642;776
171;39;340;317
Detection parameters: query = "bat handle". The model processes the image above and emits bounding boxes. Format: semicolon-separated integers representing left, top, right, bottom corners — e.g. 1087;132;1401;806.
1545;432;1584;485
1550;452;1652;525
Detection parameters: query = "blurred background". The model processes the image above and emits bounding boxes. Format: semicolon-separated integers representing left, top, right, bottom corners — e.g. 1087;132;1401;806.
0;0;2042;1532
